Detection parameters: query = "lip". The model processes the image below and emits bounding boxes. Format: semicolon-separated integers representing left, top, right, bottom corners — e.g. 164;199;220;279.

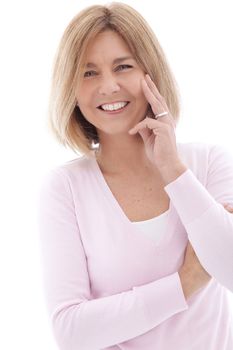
97;100;129;108
97;102;130;115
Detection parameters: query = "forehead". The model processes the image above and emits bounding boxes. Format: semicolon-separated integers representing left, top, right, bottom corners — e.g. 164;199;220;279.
84;31;133;66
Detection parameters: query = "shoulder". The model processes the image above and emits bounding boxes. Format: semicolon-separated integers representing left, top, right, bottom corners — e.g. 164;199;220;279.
177;140;212;157
177;141;233;162
56;154;93;174
177;141;233;183
176;141;209;173
176;141;232;164
39;155;95;193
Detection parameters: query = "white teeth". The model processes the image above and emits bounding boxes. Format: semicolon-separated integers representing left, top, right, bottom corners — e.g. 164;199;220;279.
101;101;128;111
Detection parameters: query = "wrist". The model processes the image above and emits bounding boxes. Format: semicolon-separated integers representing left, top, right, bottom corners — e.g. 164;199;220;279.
178;268;193;300
159;161;188;186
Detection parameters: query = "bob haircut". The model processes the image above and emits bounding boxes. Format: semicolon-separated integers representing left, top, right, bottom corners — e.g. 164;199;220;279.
48;1;181;157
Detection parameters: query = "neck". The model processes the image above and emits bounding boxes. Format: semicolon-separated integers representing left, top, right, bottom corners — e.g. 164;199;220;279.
95;133;157;176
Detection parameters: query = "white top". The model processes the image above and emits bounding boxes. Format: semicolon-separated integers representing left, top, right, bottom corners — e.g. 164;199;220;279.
131;210;169;244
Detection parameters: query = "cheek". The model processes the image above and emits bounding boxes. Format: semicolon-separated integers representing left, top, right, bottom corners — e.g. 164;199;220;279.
129;74;145;100
76;84;90;105
77;98;91;114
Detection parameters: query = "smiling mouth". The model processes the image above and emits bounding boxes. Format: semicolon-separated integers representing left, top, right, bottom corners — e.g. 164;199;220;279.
97;102;130;112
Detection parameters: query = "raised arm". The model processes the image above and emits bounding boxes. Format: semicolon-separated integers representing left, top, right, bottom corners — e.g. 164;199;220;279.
164;144;233;292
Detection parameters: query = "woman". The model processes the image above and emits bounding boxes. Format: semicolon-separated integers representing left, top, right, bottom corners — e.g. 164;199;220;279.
38;3;233;349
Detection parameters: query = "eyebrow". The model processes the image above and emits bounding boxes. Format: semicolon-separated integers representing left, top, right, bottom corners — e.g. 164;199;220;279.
85;56;135;68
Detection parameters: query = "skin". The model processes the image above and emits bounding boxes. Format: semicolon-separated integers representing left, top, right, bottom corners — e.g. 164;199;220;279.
76;30;162;176
76;30;233;299
76;30;187;184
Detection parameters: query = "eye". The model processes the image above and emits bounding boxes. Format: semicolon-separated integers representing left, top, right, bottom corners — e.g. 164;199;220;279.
115;64;133;71
83;65;133;77
84;70;97;78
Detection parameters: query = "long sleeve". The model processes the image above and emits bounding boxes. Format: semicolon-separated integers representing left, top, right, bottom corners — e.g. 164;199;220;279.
164;144;233;292
37;168;188;350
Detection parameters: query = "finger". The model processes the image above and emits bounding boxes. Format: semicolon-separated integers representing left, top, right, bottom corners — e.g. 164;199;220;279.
142;78;175;127
142;79;162;112
145;75;177;128
128;116;165;135
145;74;166;105
223;203;231;208
223;203;233;212
137;127;152;143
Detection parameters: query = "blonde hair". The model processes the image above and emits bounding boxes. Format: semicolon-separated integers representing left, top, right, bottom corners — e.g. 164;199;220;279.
48;2;181;157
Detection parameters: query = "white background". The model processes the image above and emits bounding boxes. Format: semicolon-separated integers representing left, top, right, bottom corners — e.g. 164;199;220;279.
0;0;233;349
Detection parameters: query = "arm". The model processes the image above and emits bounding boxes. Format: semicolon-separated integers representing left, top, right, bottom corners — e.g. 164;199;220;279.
37;168;188;350
179;204;233;300
163;144;233;292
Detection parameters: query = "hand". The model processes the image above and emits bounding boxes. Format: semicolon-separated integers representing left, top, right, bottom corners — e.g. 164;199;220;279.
222;203;233;213
179;202;233;300
179;240;212;300
128;74;180;170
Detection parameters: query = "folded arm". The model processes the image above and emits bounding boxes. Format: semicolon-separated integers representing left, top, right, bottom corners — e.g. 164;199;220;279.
37;168;188;350
164;144;233;292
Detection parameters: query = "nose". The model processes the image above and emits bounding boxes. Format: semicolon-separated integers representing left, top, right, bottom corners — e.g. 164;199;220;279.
98;73;120;95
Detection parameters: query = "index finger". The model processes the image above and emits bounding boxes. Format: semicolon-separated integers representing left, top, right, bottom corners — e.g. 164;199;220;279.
141;78;175;126
141;78;159;108
145;74;165;104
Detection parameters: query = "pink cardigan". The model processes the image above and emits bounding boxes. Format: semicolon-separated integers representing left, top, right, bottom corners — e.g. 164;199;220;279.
37;142;233;350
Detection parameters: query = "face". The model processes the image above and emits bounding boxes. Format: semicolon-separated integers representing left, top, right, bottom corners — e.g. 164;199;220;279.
76;30;149;139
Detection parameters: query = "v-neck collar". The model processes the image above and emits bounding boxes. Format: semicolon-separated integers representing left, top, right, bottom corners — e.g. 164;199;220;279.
89;156;179;248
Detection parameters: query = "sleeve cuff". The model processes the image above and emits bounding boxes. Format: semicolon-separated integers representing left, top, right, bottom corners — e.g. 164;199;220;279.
164;169;216;226
133;272;188;326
